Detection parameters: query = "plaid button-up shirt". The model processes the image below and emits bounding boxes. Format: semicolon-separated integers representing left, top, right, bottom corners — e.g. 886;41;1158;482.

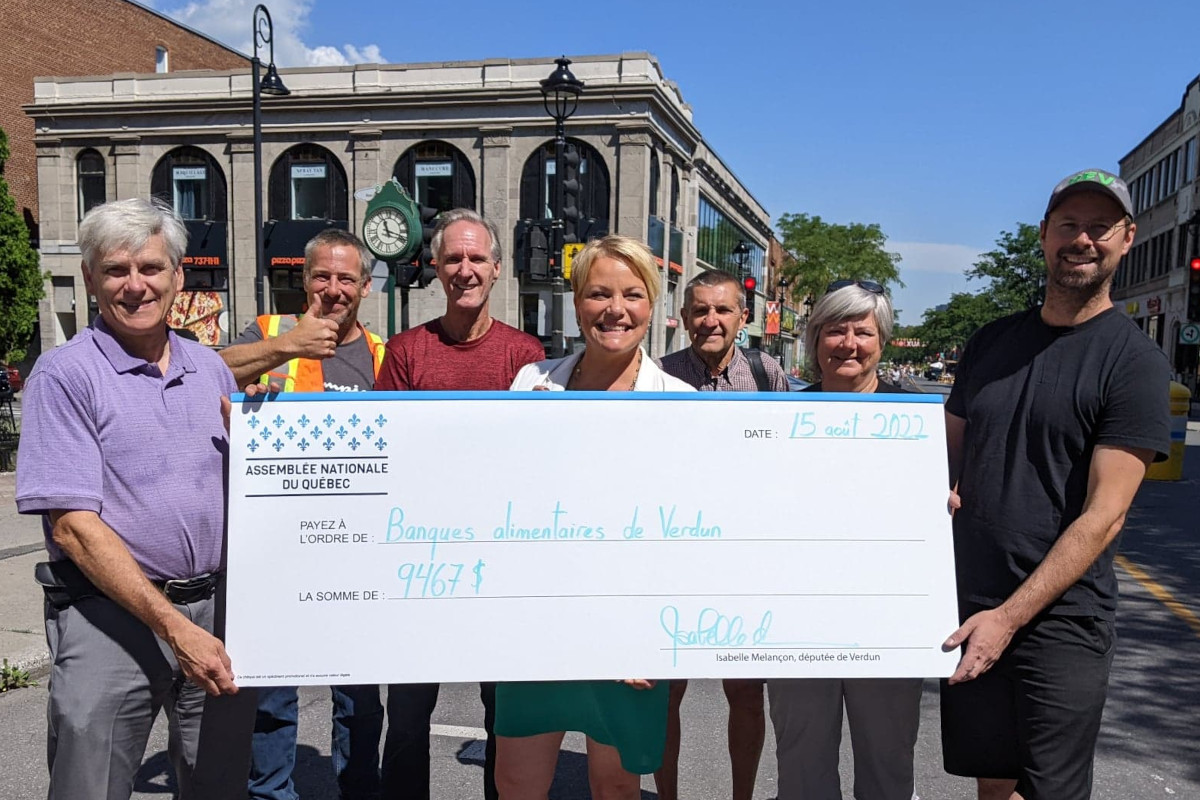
657;346;788;392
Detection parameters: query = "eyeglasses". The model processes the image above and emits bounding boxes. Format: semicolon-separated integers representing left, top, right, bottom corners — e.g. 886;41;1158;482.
826;279;885;295
1049;218;1129;243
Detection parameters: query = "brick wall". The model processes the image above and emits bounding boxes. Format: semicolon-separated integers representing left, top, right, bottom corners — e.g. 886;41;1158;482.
1;0;246;229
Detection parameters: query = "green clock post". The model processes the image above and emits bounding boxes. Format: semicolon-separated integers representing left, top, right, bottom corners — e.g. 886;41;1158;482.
361;179;422;335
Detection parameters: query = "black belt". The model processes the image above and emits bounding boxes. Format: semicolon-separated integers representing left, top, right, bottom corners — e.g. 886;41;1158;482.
35;560;222;609
154;573;221;604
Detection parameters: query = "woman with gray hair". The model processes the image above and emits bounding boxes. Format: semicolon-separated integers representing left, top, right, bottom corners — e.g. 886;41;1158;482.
769;279;923;800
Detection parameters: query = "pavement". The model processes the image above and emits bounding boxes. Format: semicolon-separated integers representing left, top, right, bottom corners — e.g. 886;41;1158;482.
0;469;47;678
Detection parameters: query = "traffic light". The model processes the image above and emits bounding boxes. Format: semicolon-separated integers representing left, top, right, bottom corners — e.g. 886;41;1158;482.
414;206;439;288
514;219;551;282
1189;258;1200;322
561;143;581;244
743;275;757;323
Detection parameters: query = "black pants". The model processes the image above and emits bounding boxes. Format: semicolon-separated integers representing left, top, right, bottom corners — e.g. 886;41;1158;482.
381;682;497;800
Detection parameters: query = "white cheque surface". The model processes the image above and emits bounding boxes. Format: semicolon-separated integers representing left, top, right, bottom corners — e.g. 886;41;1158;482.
226;391;960;685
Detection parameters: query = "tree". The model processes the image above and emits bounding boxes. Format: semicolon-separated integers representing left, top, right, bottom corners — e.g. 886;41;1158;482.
966;223;1045;314
912;223;1047;357
0;127;43;363
776;213;904;308
883;323;925;364
916;291;1003;358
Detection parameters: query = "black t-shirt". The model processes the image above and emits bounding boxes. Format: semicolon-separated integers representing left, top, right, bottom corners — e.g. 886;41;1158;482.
803;380;909;395
946;307;1170;619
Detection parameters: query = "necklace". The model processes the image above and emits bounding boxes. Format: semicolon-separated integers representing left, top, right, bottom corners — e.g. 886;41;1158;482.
569;349;642;391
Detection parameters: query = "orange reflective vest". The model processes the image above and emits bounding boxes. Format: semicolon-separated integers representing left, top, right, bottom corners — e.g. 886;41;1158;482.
255;315;385;393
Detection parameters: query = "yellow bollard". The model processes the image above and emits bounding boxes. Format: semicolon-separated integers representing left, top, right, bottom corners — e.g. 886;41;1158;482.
1146;381;1191;481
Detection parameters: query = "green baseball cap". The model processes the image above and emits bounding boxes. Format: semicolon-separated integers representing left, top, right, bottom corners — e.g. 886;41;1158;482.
1045;169;1133;218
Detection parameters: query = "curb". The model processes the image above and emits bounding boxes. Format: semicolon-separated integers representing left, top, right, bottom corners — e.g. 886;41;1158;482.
5;649;49;681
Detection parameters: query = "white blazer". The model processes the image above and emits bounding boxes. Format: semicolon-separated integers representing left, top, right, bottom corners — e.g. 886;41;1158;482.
510;348;695;392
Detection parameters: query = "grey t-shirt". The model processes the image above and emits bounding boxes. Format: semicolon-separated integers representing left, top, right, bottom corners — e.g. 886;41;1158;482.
235;319;375;392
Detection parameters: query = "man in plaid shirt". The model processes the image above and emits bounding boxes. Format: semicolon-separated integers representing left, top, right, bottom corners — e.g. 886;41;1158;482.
654;268;786;800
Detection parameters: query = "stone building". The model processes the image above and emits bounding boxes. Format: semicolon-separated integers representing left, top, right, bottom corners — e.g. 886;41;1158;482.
1114;74;1200;386
27;53;775;361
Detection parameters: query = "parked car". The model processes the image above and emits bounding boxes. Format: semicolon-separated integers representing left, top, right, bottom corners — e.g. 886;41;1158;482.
4;365;22;393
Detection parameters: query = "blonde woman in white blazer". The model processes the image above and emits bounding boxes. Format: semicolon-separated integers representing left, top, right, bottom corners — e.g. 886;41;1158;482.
497;235;692;800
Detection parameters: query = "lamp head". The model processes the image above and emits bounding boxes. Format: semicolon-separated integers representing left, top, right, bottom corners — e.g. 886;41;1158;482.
259;63;290;96
540;56;584;122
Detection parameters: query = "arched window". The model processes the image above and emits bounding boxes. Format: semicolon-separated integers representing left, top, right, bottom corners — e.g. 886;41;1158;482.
393;141;476;212
76;149;106;221
519;138;610;237
150;146;227;221
648;149;659;218
268;144;348;224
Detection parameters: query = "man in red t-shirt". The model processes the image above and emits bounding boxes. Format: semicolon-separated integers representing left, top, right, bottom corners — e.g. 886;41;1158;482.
372;208;544;800
376;209;544;392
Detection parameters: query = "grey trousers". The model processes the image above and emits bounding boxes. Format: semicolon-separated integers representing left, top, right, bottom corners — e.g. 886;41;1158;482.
768;678;923;800
44;582;256;800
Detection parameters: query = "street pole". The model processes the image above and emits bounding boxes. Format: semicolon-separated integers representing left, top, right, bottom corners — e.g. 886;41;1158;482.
251;4;288;318
540;57;583;360
252;51;265;316
550;118;566;358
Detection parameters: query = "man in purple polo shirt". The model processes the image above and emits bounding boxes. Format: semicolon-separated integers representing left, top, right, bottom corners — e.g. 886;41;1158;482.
16;198;253;800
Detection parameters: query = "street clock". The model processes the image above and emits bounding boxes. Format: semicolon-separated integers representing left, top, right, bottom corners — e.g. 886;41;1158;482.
360;178;422;262
363;206;408;258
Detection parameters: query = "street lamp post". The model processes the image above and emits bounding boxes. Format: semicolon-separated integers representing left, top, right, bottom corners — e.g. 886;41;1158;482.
540;57;584;358
777;275;791;367
252;4;289;316
732;240;750;276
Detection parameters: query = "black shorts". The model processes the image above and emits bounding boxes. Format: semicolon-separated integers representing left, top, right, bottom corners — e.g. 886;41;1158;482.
940;605;1115;800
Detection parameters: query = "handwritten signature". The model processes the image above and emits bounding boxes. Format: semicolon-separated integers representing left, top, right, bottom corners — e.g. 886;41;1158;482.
659;605;773;666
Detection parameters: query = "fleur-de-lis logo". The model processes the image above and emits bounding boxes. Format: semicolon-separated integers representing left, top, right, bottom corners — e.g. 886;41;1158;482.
348;437;361;451
248;439;260;452
336;425;349;440
272;439;285;452
248;416;261;430
272;415;285;429
310;426;323;439
259;428;272;441
348;414;361;428
375;414;387;428
285;426;298;440
298;439;310;452
297;414;311;428
323;414;336;428
375;438;387;451
322;438;335;452
362;426;375;440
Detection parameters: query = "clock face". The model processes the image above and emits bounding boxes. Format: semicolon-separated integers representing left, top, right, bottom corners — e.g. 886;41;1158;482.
363;206;410;258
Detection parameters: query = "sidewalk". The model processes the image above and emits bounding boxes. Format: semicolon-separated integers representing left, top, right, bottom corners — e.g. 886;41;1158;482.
0;471;48;677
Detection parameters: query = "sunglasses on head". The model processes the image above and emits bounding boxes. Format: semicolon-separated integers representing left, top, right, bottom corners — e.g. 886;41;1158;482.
826;279;884;295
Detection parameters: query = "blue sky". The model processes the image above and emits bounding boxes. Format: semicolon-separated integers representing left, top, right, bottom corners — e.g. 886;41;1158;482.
151;0;1200;323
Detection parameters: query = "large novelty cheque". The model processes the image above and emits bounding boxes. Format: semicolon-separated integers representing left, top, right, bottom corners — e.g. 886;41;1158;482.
225;391;960;685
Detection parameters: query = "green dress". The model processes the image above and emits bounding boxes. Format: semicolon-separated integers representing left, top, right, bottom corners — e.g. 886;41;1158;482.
494;679;670;774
